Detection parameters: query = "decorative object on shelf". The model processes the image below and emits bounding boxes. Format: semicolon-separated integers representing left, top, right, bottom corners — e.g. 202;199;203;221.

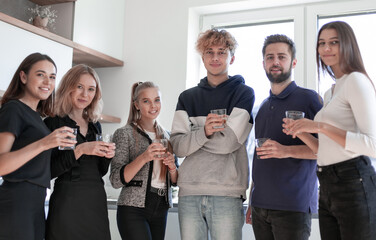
28;4;57;32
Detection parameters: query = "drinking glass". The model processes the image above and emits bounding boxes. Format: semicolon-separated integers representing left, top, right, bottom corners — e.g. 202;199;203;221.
58;128;77;150
96;133;113;143
210;109;227;128
152;139;168;158
285;110;305;120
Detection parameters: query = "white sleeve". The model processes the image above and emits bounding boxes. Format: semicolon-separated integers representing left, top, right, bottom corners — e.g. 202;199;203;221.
345;73;376;157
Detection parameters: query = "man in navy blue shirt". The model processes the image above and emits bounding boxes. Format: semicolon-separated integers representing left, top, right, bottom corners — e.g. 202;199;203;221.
245;34;323;240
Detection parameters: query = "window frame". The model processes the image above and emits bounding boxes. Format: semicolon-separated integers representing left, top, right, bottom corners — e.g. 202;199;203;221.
201;6;306;87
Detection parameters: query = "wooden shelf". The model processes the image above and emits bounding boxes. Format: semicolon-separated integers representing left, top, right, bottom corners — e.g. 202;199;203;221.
99;114;121;124
73;42;124;68
0;12;123;68
29;0;76;6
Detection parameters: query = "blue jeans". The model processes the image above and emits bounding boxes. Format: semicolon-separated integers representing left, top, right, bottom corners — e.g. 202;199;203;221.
178;195;244;240
251;207;311;240
317;156;376;240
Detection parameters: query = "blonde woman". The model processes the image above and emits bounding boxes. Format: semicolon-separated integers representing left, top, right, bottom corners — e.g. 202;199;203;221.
44;64;115;240
110;81;178;240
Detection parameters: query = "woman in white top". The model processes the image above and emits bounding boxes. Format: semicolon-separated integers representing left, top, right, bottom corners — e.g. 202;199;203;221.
283;21;376;240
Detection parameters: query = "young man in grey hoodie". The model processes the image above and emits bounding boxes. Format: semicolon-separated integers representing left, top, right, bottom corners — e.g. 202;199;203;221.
170;29;255;240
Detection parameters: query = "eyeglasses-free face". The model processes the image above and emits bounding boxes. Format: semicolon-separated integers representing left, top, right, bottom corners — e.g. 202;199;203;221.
202;45;234;80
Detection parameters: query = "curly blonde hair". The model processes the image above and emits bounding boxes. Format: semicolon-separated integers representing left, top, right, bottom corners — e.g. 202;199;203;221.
196;29;238;56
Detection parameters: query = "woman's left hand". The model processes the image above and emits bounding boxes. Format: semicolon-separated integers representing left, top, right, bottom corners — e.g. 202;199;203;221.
162;152;176;170
103;142;116;159
282;118;319;138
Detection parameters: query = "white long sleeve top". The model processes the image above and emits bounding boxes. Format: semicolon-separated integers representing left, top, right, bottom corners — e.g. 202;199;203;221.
315;72;376;166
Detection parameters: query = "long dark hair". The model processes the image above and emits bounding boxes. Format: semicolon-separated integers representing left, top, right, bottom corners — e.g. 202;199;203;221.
1;52;57;117
316;21;369;80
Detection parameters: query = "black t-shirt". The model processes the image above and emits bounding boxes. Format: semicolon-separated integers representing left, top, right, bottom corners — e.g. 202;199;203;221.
0;100;52;188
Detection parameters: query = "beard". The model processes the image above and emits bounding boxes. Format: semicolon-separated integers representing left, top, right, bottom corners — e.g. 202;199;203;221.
266;64;293;84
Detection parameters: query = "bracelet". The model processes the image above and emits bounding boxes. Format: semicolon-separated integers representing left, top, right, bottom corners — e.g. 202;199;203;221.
168;167;177;173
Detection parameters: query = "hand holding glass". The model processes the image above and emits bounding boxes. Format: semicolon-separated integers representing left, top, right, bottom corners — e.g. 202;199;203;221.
152;139;168;158
210;109;227;128
58;128;77;150
255;138;270;159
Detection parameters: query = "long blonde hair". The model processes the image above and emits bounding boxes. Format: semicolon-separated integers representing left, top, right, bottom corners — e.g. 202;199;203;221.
54;64;103;122
128;81;169;181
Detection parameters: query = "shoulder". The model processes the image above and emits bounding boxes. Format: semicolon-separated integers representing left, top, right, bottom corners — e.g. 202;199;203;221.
179;86;200;98
294;86;319;97
345;72;373;88
114;124;134;138
0;100;23;112
237;83;255;97
294;86;322;102
43;115;68;129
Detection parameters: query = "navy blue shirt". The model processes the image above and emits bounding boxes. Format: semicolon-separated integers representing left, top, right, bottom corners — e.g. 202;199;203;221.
251;81;323;213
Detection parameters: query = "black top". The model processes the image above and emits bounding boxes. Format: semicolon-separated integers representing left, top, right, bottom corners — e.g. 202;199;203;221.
44;115;111;240
0;100;52;188
43;115;110;182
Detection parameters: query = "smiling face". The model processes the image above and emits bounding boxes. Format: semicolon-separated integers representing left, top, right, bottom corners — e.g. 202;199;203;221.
202;45;235;80
134;87;161;122
70;73;97;111
263;42;296;83
20;60;56;104
318;28;341;75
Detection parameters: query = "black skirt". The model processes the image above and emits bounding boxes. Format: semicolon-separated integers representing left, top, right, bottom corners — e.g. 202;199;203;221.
0;181;46;240
46;181;111;240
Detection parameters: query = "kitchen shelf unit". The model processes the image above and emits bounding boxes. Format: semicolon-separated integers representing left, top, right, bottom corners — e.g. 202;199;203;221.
0;10;123;123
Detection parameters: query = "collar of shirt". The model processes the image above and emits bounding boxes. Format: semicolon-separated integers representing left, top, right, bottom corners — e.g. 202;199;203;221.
269;81;297;100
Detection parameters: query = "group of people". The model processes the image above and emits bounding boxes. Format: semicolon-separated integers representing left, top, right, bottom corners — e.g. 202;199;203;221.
0;20;375;240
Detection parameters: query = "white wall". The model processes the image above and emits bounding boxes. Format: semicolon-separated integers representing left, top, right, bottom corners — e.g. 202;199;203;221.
0;21;72;91
73;0;125;60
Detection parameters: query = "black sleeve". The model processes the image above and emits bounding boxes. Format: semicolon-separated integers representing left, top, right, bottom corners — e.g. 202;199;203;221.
0;101;24;137
44;117;80;178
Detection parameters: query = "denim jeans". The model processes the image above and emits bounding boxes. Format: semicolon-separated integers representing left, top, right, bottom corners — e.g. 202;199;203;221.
178;195;244;240
317;156;376;240
117;192;168;240
251;206;311;240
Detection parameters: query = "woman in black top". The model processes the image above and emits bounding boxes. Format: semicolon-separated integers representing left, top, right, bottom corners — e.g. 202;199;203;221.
44;64;115;240
0;53;76;240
